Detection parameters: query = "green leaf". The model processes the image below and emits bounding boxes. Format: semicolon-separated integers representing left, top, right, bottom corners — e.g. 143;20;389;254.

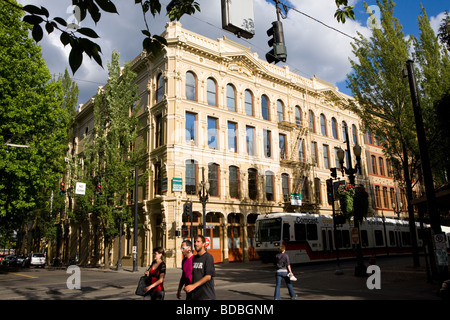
23;14;44;25
53;17;67;27
141;29;151;37
69;46;83;74
22;5;44;15
77;27;100;38
60;32;71;46
45;22;54;34
95;0;119;14
32;24;43;42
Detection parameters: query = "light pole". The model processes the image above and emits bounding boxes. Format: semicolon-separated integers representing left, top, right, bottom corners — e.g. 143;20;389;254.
336;123;365;277
198;167;210;235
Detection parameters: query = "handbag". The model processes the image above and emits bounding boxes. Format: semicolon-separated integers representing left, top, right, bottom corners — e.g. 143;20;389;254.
135;276;149;296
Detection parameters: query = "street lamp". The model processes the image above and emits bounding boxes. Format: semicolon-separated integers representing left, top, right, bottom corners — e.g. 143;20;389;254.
337;124;365;277
198;167;210;235
392;201;403;219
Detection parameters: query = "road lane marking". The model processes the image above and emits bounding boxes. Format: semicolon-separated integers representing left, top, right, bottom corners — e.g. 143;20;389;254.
9;272;38;279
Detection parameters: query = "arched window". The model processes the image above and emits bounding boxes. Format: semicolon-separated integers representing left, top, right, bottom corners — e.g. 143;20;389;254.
186;71;197;101
208;163;220;197
320;114;327;136
185;159;198;195
342;121;347;142
248;168;258;200
309;110;315;133
265;171;275;201
352;124;358;144
226;84;236;111
277;100;284;122
207;77;217;106
156;73;164;102
261;95;270;120
331;117;338;139
244;89;253;116
295;106;302;128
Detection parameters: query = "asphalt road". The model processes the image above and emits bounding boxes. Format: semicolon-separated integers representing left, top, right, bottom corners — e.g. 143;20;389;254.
0;255;445;301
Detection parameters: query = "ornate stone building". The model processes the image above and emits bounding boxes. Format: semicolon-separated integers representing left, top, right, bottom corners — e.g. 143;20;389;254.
59;22;403;268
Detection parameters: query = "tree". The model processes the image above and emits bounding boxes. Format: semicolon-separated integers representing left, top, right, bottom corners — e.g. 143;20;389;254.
413;5;450;186
438;11;450;51
1;0;354;74
80;50;145;268
345;0;421;266
0;0;72;250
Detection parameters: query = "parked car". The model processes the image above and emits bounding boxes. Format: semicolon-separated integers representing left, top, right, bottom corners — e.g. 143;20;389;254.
24;253;46;268
15;255;26;267
1;255;17;267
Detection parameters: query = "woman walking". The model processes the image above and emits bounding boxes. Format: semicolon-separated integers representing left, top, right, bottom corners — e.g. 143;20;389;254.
274;245;297;300
143;247;166;300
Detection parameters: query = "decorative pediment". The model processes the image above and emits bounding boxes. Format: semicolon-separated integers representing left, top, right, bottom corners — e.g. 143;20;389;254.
222;51;266;78
227;60;253;77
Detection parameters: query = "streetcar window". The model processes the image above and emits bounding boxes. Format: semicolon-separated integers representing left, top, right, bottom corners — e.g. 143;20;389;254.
294;223;318;241
360;230;369;247
389;231;395;246
283;223;290;241
306;224;318;240
401;232;411;246
374;230;384;246
295;224;306;241
342;230;350;248
256;218;281;242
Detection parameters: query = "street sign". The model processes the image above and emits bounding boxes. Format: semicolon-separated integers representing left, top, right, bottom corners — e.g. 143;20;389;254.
205;224;215;229
351;228;359;244
205;237;210;248
172;178;182;192
290;193;301;206
75;182;86;195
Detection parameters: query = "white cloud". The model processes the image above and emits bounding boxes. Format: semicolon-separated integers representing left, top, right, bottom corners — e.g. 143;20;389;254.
18;0;374;102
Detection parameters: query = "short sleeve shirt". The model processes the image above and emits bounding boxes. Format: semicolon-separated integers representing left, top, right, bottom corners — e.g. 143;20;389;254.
191;251;216;300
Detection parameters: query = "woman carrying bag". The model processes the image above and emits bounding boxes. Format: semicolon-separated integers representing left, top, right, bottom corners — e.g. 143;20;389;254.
274;245;297;300
143;247;166;300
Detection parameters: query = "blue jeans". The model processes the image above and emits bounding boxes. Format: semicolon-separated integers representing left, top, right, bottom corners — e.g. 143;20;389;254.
274;271;296;300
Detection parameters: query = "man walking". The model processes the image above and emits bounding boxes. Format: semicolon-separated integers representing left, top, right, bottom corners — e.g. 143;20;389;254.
185;235;216;300
177;240;194;300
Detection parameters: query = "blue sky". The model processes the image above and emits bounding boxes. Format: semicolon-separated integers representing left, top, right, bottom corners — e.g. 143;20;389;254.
18;0;449;103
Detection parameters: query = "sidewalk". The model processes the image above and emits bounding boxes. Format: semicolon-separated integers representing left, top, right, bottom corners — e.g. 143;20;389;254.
69;255;445;300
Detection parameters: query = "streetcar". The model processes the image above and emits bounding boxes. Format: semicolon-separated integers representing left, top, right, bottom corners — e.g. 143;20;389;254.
255;212;450;264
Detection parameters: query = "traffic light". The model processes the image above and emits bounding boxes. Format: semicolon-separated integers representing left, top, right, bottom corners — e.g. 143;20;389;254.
59;182;65;196
330;167;337;179
96;184;102;197
183;202;192;219
266;21;287;64
326;179;334;205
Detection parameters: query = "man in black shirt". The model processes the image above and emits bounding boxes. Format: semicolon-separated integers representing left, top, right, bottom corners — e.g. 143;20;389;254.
185;235;216;300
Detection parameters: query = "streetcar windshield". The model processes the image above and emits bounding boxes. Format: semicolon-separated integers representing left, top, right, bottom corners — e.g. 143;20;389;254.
256;218;282;242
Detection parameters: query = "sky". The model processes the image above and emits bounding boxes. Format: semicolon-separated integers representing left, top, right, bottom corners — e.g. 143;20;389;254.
17;0;449;106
